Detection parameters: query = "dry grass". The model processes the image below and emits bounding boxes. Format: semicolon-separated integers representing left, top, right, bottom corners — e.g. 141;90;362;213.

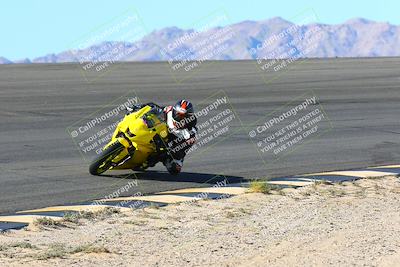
10;242;38;250
36;243;110;260
123;220;147;226
33;217;63;228
248;180;272;194
33;207;122;229
225;211;237;218
225;207;252;219
36;243;67;260
71;244;110;254
62;207;122;224
62;212;80;224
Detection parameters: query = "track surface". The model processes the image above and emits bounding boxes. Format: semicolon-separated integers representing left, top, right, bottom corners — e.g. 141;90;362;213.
0;58;399;214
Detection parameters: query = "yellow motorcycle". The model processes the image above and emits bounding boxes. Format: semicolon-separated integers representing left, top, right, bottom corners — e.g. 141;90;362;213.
89;105;169;175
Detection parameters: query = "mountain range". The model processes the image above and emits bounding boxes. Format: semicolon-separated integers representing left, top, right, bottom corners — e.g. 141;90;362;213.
1;17;399;64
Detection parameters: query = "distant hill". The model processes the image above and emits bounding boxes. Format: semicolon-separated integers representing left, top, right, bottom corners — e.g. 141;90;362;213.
0;57;12;64
2;17;400;64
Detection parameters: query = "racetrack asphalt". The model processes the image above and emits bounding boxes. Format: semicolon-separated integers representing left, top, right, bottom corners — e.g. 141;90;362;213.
0;58;399;214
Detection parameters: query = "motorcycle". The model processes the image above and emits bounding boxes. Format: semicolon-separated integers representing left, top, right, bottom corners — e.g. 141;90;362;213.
89;105;169;175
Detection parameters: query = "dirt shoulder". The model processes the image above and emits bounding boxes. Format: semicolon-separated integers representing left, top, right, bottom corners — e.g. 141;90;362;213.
1;176;400;267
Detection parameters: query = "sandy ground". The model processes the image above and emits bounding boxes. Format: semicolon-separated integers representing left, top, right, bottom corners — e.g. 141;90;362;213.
1;176;400;267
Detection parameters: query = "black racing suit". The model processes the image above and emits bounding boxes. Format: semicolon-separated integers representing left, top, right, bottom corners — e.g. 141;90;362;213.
126;102;197;174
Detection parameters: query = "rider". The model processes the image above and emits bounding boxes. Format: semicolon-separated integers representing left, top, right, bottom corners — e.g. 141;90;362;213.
126;100;197;174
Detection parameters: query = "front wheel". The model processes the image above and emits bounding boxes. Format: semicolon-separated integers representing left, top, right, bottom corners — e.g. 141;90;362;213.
89;142;125;175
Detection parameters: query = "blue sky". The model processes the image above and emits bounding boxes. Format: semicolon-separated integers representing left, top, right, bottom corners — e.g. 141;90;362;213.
2;0;399;60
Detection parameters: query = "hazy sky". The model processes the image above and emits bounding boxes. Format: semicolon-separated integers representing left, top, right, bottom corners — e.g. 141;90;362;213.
2;0;399;60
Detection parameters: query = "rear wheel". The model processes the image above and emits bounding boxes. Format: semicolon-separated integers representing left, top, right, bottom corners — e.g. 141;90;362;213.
89;142;125;175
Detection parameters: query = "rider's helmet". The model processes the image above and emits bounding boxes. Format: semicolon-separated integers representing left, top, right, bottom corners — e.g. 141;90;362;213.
172;99;194;127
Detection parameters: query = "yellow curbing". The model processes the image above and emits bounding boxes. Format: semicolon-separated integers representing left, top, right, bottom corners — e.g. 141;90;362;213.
156;187;248;195
17;205;131;214
95;194;202;204
0;215;63;224
368;165;400;169
304;170;398;178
